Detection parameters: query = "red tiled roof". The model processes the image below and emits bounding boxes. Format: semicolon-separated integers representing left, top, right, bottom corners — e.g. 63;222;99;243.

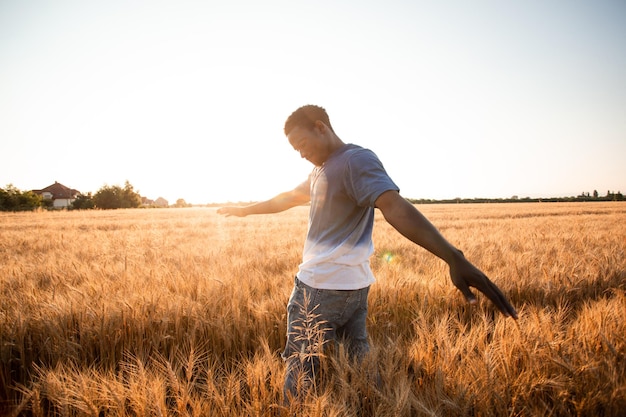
33;182;80;199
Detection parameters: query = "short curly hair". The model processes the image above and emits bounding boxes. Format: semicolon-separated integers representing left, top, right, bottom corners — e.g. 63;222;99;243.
284;105;335;136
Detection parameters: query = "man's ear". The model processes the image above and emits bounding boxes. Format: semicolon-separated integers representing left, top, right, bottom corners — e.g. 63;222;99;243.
314;120;327;133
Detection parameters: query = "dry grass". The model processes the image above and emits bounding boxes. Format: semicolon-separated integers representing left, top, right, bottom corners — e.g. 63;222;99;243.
1;202;624;416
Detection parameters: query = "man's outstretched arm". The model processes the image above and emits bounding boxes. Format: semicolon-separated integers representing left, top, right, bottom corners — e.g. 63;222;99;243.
217;181;310;217
375;190;518;319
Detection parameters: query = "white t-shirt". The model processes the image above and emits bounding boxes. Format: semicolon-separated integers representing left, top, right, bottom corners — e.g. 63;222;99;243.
296;144;399;290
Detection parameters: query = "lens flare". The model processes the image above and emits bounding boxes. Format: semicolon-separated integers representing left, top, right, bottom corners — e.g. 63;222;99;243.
383;251;395;264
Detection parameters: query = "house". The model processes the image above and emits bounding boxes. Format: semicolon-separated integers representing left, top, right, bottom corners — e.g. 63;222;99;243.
33;182;80;209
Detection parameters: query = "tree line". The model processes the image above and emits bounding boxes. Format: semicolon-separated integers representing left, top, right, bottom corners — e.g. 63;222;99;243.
1;183;622;212
407;190;624;205
0;181;143;211
74;181;143;210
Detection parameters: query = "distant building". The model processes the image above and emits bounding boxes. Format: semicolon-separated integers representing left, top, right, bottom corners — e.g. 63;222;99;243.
32;181;80;209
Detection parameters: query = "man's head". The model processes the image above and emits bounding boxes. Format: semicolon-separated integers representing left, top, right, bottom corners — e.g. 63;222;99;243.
284;105;343;167
284;105;335;136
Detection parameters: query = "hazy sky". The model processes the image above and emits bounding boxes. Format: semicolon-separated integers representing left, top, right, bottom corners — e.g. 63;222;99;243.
1;0;625;204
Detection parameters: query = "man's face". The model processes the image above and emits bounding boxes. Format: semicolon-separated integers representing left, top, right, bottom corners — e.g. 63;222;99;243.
287;122;331;166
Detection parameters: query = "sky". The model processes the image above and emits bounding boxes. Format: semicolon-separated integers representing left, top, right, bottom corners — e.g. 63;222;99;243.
1;0;625;204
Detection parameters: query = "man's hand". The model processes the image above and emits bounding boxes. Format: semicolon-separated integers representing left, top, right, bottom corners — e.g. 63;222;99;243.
217;206;247;217
449;252;518;319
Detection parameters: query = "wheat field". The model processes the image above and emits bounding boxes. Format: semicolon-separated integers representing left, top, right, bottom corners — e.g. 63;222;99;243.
1;202;624;416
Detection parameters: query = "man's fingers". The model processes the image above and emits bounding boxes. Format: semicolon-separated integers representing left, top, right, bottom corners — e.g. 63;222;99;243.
217;207;236;217
491;282;518;319
455;269;518;319
454;279;478;304
478;279;518;319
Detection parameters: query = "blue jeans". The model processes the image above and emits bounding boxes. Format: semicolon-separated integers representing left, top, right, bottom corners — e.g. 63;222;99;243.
281;277;370;400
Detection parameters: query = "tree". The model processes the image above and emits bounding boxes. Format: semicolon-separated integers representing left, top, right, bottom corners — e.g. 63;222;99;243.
121;181;142;208
93;181;142;209
71;193;95;210
174;198;190;208
0;184;42;211
93;185;122;209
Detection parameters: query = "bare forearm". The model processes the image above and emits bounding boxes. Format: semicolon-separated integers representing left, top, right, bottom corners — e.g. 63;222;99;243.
218;184;309;217
241;192;303;215
381;199;462;265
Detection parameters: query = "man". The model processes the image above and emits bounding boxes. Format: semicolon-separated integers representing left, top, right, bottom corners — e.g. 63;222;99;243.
218;105;517;401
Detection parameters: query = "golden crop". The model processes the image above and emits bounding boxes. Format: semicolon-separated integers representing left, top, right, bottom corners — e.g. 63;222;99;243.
1;202;624;416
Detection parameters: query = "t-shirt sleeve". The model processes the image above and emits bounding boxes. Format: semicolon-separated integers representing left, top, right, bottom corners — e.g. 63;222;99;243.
344;149;400;207
295;176;311;196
